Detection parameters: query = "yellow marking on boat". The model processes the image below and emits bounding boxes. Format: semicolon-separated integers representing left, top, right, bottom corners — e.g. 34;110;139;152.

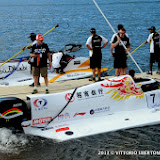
78;59;90;68
48;68;108;83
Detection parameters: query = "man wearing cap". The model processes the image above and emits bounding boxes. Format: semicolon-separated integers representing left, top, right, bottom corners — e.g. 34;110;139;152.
30;34;52;94
86;28;108;82
145;26;160;75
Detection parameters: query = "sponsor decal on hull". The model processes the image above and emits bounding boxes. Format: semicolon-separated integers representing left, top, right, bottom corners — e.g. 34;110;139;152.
76;88;104;100
58;113;70;120
101;76;144;101
67;72;86;78
65;93;75;102
32;117;52;125
73;112;86;117
0;64;27;74
90;106;110;115
33;98;48;111
56;127;70;133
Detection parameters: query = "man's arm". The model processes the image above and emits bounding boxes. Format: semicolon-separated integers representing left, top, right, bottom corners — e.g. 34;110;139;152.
126;45;131;52
86;44;92;51
86;36;92;51
144;33;153;44
144;40;148;44
47;52;52;68
101;41;108;49
110;43;115;57
110;37;121;57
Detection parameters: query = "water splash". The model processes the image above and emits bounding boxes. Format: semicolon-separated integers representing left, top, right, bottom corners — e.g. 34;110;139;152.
0;128;28;154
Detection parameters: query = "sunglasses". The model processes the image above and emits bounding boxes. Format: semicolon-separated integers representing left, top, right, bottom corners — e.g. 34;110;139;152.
119;32;125;35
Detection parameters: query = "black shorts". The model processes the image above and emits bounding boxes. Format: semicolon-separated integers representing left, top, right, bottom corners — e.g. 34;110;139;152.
114;54;127;68
90;53;102;69
150;53;160;63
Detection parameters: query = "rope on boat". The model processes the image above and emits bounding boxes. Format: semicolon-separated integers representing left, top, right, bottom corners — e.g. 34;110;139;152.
45;87;78;127
31;87;78;129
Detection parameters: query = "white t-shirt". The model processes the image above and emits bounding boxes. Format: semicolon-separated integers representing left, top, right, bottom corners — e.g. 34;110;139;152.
86;35;108;57
52;52;63;68
147;33;154;53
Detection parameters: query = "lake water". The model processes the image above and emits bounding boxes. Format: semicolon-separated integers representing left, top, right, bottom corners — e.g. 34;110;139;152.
0;0;160;159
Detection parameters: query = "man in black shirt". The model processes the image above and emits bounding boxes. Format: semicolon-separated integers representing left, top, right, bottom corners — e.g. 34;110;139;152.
30;34;52;94
111;28;131;76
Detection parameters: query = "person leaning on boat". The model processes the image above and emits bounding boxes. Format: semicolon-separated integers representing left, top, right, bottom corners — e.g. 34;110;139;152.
144;26;160;75
30;34;52;94
110;28;131;76
86;28;108;82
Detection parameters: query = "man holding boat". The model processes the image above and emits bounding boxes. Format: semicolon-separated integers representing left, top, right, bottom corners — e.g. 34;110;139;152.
144;26;160;75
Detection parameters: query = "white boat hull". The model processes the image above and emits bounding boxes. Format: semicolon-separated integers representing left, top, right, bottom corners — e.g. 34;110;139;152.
0;57;107;86
22;75;160;141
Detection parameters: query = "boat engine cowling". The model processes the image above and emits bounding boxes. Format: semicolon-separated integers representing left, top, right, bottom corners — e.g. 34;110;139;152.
0;97;30;130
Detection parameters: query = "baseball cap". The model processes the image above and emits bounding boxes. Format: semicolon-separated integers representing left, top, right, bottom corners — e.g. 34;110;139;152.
36;34;44;40
90;28;96;34
148;26;156;31
29;33;36;38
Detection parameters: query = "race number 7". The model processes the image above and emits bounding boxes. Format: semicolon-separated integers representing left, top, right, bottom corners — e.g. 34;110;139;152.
150;94;155;103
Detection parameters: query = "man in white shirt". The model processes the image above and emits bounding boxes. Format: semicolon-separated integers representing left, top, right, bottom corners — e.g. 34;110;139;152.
144;26;160;75
86;28;108;82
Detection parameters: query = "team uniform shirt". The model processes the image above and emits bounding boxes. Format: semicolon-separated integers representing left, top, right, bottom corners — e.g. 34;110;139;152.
110;33;129;44
86;34;108;69
147;32;159;53
86;35;108;57
112;34;130;68
31;43;50;67
112;33;130;55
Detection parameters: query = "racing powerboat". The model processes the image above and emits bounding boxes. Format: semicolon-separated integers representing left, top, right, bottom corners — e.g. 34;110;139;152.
1;74;158;141
0;44;107;87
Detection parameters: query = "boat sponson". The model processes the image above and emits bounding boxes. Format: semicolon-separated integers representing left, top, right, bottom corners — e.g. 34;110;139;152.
23;75;160;141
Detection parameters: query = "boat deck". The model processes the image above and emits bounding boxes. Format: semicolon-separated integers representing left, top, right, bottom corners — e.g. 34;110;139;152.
0;71;160;100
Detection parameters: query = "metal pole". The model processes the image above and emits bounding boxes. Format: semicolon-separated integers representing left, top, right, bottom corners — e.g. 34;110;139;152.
92;0;144;76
